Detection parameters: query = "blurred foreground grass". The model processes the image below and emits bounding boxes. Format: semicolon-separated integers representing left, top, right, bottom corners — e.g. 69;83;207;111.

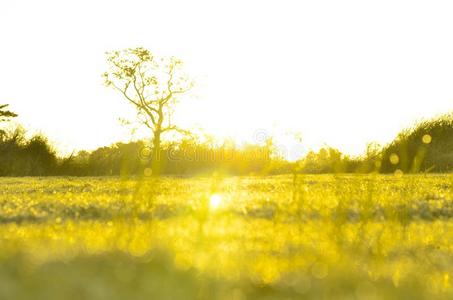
0;175;452;299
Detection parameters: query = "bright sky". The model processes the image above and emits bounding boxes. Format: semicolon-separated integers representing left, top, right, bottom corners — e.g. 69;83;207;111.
1;0;452;156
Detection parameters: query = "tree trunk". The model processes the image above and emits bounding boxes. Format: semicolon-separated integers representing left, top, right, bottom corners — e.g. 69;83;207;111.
151;129;162;176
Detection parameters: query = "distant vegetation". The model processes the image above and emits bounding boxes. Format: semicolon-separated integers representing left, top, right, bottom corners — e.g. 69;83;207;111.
297;113;453;174
0;128;57;176
380;113;453;173
0;127;289;176
1;112;452;176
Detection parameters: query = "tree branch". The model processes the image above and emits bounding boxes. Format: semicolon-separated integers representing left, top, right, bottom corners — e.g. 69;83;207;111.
161;125;192;136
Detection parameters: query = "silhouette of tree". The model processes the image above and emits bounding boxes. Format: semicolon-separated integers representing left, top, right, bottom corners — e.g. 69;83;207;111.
103;48;193;175
0;104;17;122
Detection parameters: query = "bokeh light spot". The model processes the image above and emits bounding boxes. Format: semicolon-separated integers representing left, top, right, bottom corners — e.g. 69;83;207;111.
422;134;432;144
394;169;404;177
389;153;399;165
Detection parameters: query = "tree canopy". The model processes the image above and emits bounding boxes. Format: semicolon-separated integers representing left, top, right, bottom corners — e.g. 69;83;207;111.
0;104;17;122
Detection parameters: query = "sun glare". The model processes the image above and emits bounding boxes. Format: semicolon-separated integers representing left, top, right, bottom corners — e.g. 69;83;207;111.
209;194;223;210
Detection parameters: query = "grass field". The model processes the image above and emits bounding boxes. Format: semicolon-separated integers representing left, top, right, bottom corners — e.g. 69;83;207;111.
0;174;452;300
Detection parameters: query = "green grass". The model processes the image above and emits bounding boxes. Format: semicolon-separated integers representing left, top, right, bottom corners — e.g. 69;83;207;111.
0;175;452;299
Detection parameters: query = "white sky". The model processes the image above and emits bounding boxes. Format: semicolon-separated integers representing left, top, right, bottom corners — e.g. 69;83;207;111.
1;0;452;156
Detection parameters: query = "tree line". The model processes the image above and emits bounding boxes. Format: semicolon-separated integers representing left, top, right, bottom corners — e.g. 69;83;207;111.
0;126;289;176
0;109;452;177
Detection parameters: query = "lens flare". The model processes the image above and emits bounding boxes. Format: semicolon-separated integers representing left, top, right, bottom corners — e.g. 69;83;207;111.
209;194;222;210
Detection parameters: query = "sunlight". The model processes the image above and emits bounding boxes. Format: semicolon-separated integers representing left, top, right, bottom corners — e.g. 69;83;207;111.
209;194;223;210
2;1;453;299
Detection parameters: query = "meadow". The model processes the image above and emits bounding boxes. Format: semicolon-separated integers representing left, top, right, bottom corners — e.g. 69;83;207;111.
0;174;452;300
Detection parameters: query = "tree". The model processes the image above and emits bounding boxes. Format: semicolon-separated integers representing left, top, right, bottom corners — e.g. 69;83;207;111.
0;104;17;122
0;104;18;138
103;48;193;175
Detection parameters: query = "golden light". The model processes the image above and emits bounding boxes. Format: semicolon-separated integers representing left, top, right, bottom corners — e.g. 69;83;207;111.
209;194;223;210
422;134;432;144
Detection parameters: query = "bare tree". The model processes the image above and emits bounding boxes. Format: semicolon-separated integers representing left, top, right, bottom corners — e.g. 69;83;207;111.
103;48;193;175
